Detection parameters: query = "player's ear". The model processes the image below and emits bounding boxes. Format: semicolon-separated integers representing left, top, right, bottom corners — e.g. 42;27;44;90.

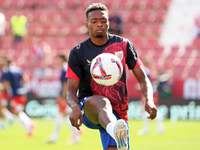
85;22;88;29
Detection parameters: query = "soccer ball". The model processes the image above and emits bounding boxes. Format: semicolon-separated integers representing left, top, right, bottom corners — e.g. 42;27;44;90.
90;53;123;86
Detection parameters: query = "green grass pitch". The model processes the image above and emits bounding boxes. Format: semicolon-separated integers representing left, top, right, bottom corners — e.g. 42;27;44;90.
0;118;200;150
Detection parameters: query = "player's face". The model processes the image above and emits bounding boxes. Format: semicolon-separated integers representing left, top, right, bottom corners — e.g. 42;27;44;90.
86;10;109;39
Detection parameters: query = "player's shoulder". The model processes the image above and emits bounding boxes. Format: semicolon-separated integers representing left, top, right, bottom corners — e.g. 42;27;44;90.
71;37;90;52
109;34;128;43
10;66;22;72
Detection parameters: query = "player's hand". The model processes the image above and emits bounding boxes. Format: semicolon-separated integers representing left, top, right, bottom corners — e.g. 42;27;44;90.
69;104;83;130
145;99;157;120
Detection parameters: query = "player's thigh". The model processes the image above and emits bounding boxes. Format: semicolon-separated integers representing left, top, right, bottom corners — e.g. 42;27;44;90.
83;95;112;124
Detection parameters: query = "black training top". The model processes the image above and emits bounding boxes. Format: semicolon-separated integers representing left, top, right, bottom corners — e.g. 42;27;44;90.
66;34;142;121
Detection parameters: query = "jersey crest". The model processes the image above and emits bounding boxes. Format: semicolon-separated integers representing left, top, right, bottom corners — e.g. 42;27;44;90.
115;51;123;61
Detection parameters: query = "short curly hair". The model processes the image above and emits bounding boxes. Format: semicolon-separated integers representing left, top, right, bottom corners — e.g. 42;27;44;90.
85;3;108;20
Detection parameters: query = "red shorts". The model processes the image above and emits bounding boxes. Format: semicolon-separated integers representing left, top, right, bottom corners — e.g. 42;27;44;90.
10;95;27;112
57;97;68;113
0;91;10;107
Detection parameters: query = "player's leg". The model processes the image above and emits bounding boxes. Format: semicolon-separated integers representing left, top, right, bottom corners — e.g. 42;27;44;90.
0;104;6;129
66;115;80;144
1;92;15;124
11;95;35;136
137;110;149;135
45;111;63;143
0;92;14;128
2;107;15;124
137;96;149;135
46;97;65;143
155;110;164;134
65;106;80;144
83;95;117;129
83;95;128;150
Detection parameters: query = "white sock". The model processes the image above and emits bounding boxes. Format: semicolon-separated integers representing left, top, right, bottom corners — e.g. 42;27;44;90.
18;112;32;132
51;112;63;140
106;121;117;140
3;109;15;121
156;111;164;132
66;116;80;142
142;112;149;132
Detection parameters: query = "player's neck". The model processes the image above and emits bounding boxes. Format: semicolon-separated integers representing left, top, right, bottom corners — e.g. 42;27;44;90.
90;34;108;46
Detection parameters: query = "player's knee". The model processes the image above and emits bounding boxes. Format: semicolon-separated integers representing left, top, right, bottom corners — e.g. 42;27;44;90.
97;97;112;109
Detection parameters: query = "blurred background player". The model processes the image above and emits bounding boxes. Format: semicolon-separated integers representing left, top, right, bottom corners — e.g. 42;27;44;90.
108;9;123;35
137;58;164;135
45;53;80;144
0;60;15;129
0;57;35;136
10;10;28;49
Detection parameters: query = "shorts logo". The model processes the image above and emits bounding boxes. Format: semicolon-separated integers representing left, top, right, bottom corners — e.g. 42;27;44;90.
115;51;123;61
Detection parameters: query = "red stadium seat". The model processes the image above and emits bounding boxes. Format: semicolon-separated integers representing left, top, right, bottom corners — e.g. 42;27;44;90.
151;23;162;36
65;0;78;8
119;0;133;10
172;63;185;78
186;63;199;78
61;10;71;20
33;9;47;23
56;24;70;36
131;37;144;50
146;0;160;9
147;37;158;49
5;9;16;20
74;9;86;23
47;10;62;23
155;10;166;23
137;23;148;37
28;23;43;35
10;0;24;9
122;23;134;36
22;9;34;22
159;0;171;10
128;11;142;23
185;44;195;52
0;37;11;50
141;10;156;23
132;0;146;10
193;37;200;50
120;10;130;23
0;0;11;8
37;0;48;8
52;0;66;9
24;0;34;8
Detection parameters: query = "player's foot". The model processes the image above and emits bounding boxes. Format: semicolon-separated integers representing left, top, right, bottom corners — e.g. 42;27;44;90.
154;129;164;135
27;122;36;137
137;129;149;136
114;119;128;150
67;135;80;145
45;138;56;143
66;139;80;145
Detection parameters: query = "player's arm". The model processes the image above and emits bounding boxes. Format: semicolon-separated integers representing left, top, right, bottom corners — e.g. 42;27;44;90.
67;78;82;130
132;64;157;120
21;73;29;86
62;81;67;98
1;80;11;90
